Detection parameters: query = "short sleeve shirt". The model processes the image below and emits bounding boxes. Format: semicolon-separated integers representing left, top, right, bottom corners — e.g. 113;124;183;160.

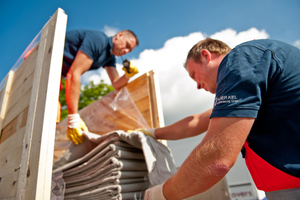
61;29;116;77
211;39;300;177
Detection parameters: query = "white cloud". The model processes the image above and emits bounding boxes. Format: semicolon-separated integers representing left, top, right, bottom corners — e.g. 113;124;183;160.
84;28;269;125
102;25;119;37
210;28;269;48
294;39;300;48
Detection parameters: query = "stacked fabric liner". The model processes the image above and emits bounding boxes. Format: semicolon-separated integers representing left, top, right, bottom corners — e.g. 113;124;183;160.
53;130;176;200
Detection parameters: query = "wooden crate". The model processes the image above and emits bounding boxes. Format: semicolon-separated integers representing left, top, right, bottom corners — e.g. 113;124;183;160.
0;8;67;200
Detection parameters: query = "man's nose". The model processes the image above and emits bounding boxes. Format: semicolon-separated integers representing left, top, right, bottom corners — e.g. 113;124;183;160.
197;83;201;90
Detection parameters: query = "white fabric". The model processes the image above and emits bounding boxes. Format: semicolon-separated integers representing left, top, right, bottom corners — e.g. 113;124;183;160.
144;184;166;200
54;130;176;185
53;130;176;199
68;113;80;128
147;128;156;139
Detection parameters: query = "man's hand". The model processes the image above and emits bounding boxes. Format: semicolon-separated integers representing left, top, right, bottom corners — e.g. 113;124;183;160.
144;184;166;200
67;114;89;145
127;128;156;138
122;60;139;77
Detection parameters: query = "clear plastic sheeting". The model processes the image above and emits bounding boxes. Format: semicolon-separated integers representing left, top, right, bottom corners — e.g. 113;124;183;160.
55;88;150;160
0;31;40;90
51;168;65;200
53;131;177;200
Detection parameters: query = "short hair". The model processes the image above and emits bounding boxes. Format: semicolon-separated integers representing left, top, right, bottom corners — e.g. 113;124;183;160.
122;30;139;46
184;38;231;68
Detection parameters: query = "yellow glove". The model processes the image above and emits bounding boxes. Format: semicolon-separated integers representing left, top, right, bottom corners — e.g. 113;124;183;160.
127;128;156;138
67;114;89;145
122;59;139;77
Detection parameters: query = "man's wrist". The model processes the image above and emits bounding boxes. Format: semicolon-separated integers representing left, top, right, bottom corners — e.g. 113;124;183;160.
147;128;156;139
144;184;166;200
68;113;80;128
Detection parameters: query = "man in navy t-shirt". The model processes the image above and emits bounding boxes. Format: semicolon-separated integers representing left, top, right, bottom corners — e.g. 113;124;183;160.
140;38;300;200
62;29;139;145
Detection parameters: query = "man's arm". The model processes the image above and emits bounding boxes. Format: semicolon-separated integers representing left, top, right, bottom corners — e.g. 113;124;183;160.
163;117;255;200
105;66;130;90
66;50;93;114
154;108;212;140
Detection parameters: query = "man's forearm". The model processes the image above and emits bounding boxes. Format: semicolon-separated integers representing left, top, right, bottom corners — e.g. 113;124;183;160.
155;108;212;140
66;73;81;114
112;74;129;90
162;117;254;199
163;140;227;199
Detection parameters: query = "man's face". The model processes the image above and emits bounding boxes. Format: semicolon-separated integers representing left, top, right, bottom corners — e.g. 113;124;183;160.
111;32;137;56
186;58;217;94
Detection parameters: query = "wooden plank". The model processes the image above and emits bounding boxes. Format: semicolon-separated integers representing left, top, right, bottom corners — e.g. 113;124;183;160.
0;107;28;144
148;70;165;128
0;71;14;133
22;8;67;200
2;88;32;129
1;53;36;128
9;46;37;97
0;127;25;199
6;68;34;112
126;70;165;130
126;72;153;128
134;96;152;127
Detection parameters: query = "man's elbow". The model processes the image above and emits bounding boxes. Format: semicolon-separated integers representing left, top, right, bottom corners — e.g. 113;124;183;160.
112;83;120;90
66;71;80;81
208;162;232;177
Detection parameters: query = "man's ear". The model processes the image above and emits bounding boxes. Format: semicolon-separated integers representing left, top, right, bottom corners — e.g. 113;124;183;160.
117;31;124;38
201;49;211;62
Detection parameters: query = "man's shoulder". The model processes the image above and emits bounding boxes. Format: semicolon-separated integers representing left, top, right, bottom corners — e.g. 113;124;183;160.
236;39;291;50
67;29;108;39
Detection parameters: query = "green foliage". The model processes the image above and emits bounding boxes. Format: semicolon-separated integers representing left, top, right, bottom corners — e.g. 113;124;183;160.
59;78;115;121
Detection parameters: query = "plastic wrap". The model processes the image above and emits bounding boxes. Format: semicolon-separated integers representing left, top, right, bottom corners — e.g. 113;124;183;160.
51;168;65;200
0;32;40;90
54;87;150;160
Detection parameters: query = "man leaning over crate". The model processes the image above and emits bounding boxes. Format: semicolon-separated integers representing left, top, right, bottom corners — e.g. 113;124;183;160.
61;29;139;145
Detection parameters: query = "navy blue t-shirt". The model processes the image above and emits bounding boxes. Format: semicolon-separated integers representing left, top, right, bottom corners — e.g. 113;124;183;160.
62;29;116;77
211;39;300;178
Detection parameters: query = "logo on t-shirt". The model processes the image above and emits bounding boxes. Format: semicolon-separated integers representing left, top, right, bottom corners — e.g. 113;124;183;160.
214;95;239;106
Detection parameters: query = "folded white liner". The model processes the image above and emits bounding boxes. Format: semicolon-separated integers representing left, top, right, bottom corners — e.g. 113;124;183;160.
53;130;176;200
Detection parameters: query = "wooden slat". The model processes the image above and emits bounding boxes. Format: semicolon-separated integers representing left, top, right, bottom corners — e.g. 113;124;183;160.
1;51;36;129
126;70;165;130
126;72;153;128
0;71;14;133
21;8;67;200
6;67;34;112
9;45;38;97
148;70;165;128
0;127;26;198
0;107;28;144
2;88;32;129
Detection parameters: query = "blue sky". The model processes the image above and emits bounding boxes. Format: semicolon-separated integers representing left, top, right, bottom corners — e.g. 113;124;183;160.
1;0;300;168
1;0;299;82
